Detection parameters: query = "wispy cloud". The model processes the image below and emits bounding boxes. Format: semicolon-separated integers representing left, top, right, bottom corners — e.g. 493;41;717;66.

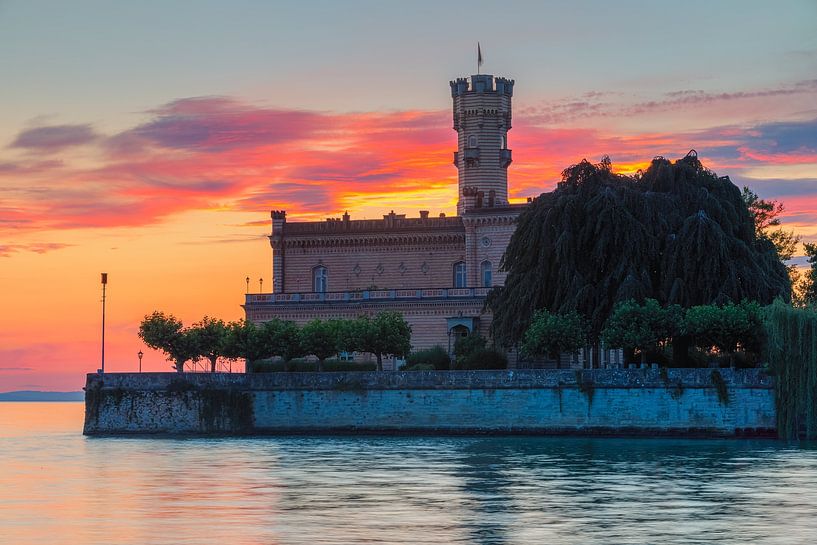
1;81;816;239
10;124;98;152
0;242;73;257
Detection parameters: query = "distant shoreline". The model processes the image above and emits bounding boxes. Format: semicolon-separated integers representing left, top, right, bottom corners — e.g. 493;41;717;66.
0;391;84;402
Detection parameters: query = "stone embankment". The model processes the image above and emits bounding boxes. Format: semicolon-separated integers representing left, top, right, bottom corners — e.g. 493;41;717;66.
83;369;775;437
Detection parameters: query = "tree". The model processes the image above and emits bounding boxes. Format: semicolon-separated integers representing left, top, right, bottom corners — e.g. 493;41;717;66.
138;311;197;372
742;186;801;274
802;242;817;307
489;153;790;346
223;320;270;372
357;312;412;371
300;319;341;372
601;299;682;364
270;319;305;364
189;316;229;372
453;333;487;366
520;310;588;368
683;300;765;365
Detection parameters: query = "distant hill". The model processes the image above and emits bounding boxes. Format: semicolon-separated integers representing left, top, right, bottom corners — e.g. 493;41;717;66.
0;391;84;402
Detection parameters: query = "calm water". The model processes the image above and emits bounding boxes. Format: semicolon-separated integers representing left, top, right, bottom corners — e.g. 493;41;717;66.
2;403;817;544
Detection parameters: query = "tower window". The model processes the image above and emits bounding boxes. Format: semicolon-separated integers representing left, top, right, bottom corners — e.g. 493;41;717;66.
481;261;493;287
468;135;477;148
501;135;507;149
312;266;328;293
453;262;466;288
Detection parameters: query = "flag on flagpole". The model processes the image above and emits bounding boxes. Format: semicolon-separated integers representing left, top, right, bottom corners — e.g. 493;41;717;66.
477;42;483;72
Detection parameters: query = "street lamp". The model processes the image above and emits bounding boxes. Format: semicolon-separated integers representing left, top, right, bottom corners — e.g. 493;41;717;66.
138;350;144;373
259;277;263;293
245;276;250;294
100;273;108;374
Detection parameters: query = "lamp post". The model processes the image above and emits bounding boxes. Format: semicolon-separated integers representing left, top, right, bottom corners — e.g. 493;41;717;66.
138;350;144;373
259;277;263;293
245;276;250;294
100;273;107;374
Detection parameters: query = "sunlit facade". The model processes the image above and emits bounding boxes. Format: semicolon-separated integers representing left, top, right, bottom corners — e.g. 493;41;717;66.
242;72;615;369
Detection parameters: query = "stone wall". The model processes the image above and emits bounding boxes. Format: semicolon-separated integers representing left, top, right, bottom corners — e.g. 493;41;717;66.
84;369;775;437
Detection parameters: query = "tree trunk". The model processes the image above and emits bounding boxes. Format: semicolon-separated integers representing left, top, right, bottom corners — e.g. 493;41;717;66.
317;358;323;373
175;360;184;373
672;335;691;367
210;356;217;373
640;350;647;364
376;354;383;372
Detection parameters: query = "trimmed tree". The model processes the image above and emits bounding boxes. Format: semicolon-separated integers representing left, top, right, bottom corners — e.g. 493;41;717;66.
138;311;197;372
683;300;765;365
300;319;341;372
223;320;271;372
601;299;682;364
189;316;229;372
521;310;588;368
357;312;412;371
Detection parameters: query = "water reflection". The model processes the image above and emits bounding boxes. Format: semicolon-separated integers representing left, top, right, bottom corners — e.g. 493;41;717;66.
1;403;817;544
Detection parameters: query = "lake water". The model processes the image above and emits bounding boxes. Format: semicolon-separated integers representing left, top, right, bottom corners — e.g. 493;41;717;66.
2;403;817;544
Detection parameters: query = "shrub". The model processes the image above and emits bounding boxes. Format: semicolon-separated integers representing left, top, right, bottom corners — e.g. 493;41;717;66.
250;358;376;373
455;348;508;370
403;363;436;371
406;346;451;370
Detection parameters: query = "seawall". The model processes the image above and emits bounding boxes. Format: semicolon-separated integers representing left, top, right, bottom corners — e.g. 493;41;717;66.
83;369;776;437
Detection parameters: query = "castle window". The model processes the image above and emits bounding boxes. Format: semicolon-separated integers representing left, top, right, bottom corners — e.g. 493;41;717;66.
453;262;466;288
481;261;493;287
313;266;328;293
501;135;507;149
468;135;477;148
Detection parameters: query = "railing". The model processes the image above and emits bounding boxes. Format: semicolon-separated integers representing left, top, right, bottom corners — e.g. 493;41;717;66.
245;287;492;305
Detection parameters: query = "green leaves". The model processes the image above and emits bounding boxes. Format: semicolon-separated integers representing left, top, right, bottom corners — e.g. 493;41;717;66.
490;155;790;346
138;311;197;372
521;310;588;362
601;299;681;361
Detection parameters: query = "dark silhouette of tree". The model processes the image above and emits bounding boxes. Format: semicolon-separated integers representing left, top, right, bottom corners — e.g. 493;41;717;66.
489;153;790;347
802;242;817;306
189;316;229;372
138;311;197;372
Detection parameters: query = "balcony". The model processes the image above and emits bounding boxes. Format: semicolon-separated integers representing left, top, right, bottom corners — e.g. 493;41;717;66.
245;287;492;306
500;148;513;168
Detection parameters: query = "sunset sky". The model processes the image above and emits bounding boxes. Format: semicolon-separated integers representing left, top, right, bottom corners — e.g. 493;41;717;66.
1;1;816;391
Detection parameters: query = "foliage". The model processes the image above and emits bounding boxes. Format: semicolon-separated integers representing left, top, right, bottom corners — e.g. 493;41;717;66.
299;319;342;371
356;311;412;371
454;348;508;370
405;346;451;370
601;299;682;363
188;316;229;372
138;311;197;372
765;300;817;440
683;301;765;363
489;154;790;345
251;359;377;373
521;309;588;367
802;242;817;307
403;363;436;371
453;334;487;363
223;320;270;370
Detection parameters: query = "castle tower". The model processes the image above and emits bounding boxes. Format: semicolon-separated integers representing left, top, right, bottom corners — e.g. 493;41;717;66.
450;74;514;215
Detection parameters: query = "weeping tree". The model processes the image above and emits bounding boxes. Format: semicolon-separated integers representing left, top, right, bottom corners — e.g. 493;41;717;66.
489;152;791;349
765;300;817;440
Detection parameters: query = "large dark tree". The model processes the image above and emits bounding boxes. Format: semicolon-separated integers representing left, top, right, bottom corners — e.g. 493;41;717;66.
488;153;790;346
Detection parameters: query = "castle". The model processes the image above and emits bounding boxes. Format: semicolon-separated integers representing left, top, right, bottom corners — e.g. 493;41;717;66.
242;71;619;369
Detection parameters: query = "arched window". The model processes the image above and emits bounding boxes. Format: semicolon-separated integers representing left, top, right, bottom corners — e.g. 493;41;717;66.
453;262;466;288
481;260;493;287
312;266;328;293
501;134;507;149
468;135;477;148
